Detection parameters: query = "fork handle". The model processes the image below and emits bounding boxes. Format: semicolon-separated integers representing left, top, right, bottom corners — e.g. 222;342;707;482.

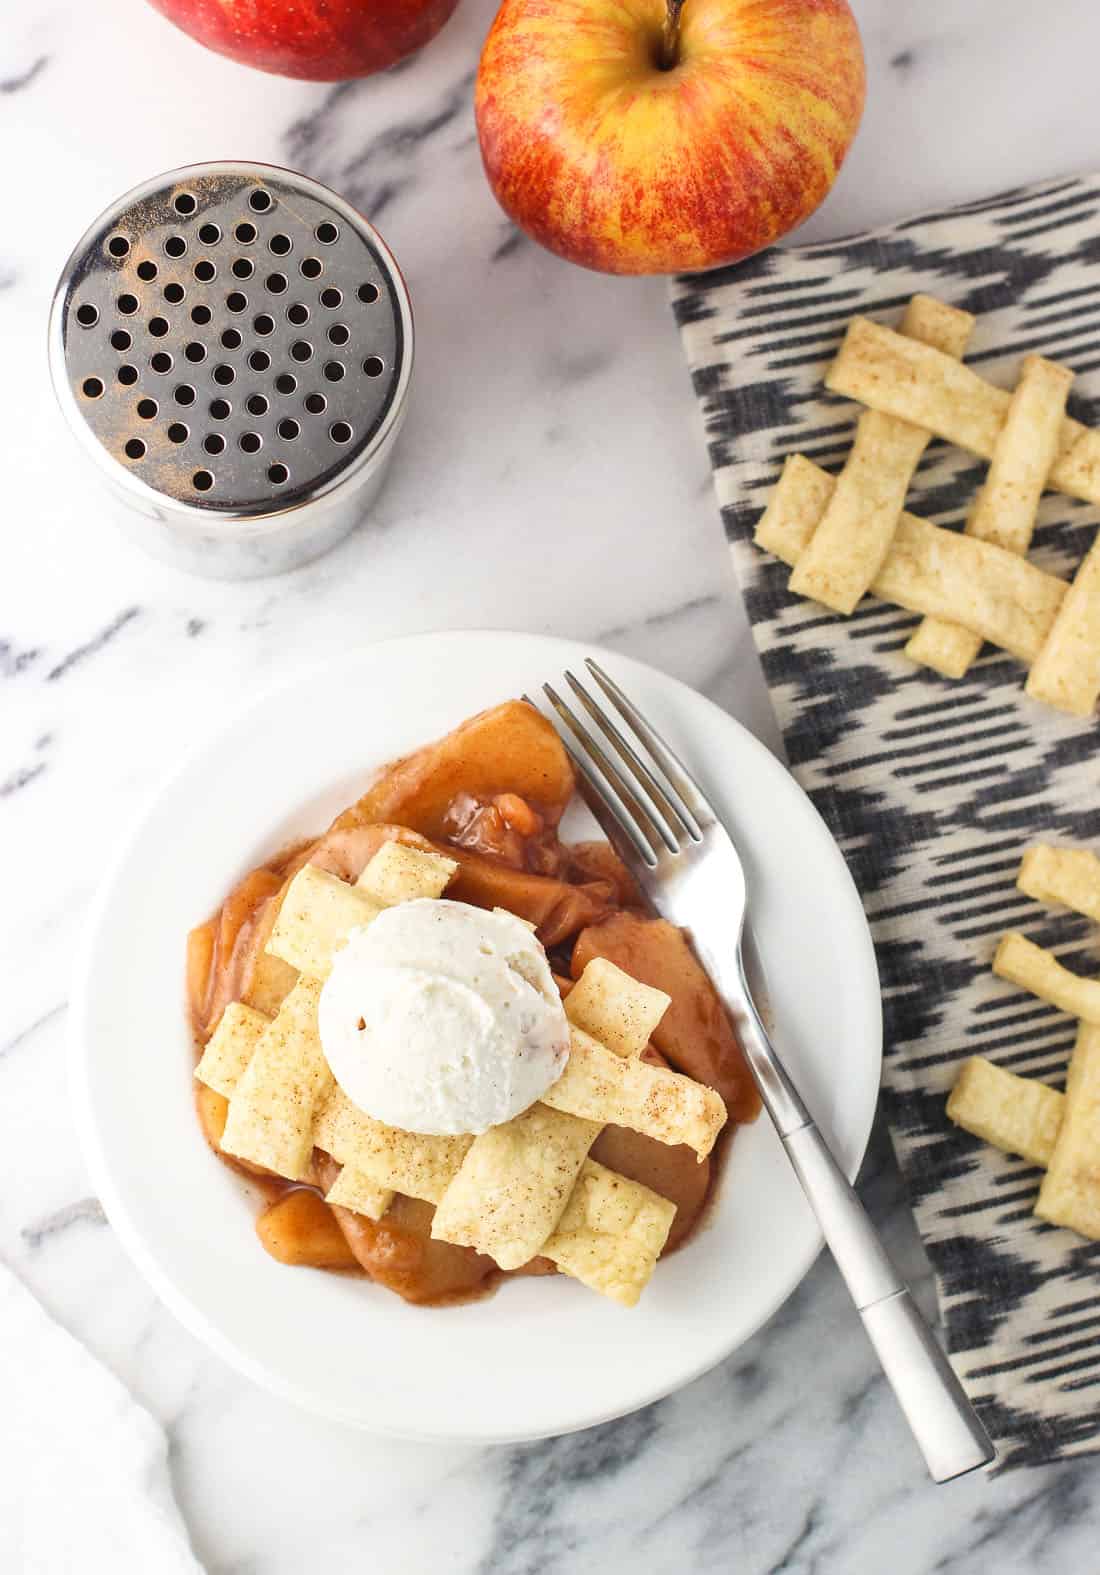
718;967;995;1482
781;1121;995;1482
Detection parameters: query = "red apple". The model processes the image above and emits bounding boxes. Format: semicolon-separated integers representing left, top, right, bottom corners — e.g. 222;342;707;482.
146;0;461;81
476;0;865;275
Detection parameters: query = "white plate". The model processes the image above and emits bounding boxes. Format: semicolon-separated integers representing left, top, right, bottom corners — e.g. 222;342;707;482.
71;631;881;1443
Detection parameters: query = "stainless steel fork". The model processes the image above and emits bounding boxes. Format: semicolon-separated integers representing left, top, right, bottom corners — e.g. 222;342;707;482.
539;658;995;1484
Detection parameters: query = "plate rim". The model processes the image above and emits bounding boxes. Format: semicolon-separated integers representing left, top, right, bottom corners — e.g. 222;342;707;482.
70;628;882;1443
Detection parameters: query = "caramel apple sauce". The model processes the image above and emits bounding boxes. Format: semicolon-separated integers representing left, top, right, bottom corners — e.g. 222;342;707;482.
188;701;759;1305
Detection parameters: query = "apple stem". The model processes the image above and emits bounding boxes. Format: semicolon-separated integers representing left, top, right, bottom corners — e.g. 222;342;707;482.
660;0;685;69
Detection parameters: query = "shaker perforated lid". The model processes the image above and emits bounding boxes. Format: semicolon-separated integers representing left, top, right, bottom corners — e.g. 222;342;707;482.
50;162;412;520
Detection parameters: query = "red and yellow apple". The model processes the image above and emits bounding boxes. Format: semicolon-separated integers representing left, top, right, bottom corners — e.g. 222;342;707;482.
145;0;461;80
475;0;865;275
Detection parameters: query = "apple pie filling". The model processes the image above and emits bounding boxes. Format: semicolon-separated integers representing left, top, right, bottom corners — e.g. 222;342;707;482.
188;700;759;1306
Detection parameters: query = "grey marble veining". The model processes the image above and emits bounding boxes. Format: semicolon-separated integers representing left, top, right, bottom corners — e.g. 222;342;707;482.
7;0;1100;1569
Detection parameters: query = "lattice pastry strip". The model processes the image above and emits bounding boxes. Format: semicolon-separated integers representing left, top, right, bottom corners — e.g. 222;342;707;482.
907;353;1074;677
1017;845;1100;923
947;1054;1063;1169
219;975;333;1182
355;841;458;906
266;865;381;980
826;315;1100;505
563;956;671;1059
430;1103;602;1271
1026;529;1100;717
756;453;1068;663
315;1086;471;1209
195;1001;268;1098
1036;1025;1100;1238
993;932;1100;1023
790;294;975;615
541;1160;677;1307
948;1030;1100;1242
541;1027;725;1159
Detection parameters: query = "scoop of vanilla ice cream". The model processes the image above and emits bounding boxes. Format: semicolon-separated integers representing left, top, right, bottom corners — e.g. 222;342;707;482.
317;898;570;1135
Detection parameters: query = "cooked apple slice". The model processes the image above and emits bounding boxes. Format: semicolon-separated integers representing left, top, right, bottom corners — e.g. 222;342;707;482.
194;865;294;1039
235;888;300;1018
189;868;284;1037
574;912;760;1121
287;817;612;954
195;1083;229;1153
216;867;285;974
445;846;613;946
332;700;575;839
566;840;644;907
186;918;216;1029
341;1195;499;1305
255;1189;362;1270
318;1148;496;1305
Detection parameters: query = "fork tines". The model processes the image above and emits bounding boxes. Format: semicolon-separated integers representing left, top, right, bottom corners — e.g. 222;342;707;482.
534;660;708;871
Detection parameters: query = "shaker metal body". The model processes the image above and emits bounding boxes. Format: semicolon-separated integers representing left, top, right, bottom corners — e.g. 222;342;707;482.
49;161;413;579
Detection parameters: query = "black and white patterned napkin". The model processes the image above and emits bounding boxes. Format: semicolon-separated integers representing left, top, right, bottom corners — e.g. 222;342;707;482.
671;174;1100;1470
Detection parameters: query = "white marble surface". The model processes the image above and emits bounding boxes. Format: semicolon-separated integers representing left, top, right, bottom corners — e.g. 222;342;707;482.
5;0;1100;1569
